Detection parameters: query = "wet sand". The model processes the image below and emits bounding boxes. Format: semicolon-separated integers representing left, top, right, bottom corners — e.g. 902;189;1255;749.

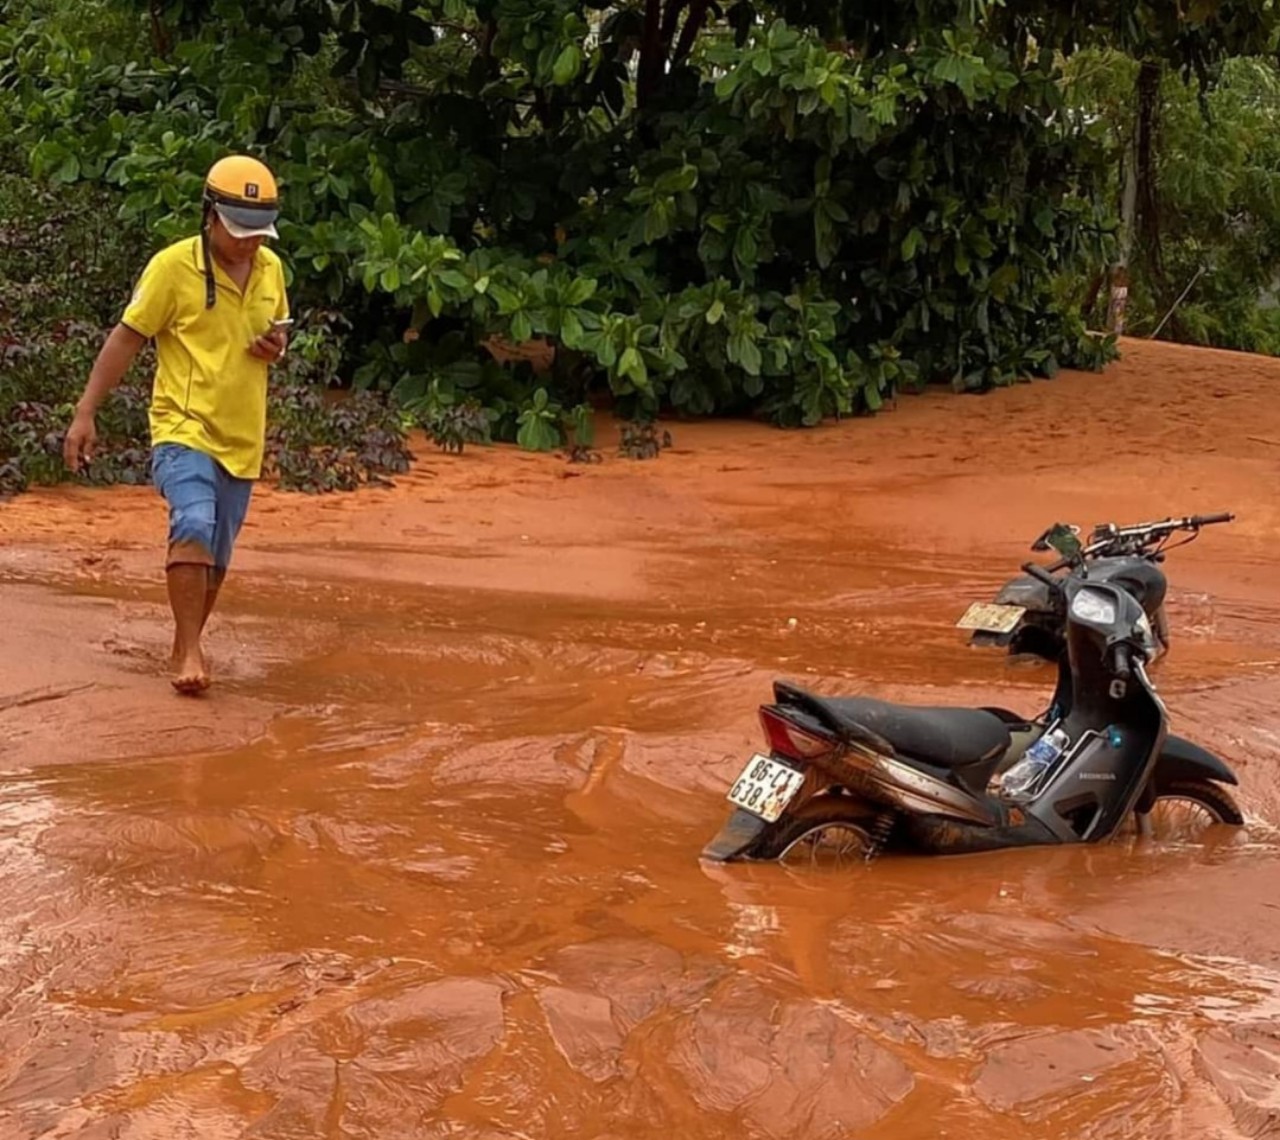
1;337;1279;1138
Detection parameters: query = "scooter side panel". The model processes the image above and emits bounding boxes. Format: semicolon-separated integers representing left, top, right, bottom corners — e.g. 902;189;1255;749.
1025;699;1166;843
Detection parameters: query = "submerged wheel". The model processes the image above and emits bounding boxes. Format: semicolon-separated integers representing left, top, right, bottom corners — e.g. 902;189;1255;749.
1135;778;1244;840
753;794;877;868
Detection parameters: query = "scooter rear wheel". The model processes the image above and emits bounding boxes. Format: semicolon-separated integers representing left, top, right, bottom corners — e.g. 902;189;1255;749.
756;793;877;867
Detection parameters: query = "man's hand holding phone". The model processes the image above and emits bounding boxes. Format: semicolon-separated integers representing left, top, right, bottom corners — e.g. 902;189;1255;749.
250;317;293;363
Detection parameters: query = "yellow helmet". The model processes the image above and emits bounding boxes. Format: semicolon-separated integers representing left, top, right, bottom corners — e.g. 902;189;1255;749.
204;155;280;239
200;155;281;308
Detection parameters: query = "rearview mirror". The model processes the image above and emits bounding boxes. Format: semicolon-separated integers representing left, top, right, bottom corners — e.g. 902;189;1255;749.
1040;523;1083;559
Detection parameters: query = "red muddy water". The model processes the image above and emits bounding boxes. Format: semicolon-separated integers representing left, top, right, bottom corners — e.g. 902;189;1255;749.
1;337;1279;1139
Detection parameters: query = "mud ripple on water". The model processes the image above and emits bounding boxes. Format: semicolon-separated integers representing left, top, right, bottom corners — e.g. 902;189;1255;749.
2;560;1280;1135
2;693;1278;1139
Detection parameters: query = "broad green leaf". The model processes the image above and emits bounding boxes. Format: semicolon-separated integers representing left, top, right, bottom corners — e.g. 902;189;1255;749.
654;164;698;194
569;404;595;446
564;277;597;305
552;44;581;87
488;284;521;314
714;70;744;99
55;153;81;183
619;346;643;381
990;263;1019;298
560;308;585;347
517;414;560;451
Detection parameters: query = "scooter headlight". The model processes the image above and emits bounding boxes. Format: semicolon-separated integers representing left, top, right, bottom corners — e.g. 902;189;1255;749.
1070;587;1117;625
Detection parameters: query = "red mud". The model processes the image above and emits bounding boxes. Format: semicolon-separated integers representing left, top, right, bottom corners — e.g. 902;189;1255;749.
1;337;1279;1138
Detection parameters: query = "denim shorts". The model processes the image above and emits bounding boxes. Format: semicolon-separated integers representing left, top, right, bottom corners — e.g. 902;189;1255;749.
151;443;253;571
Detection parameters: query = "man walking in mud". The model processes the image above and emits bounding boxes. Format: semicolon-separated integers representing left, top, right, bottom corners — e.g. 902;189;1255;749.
63;155;290;695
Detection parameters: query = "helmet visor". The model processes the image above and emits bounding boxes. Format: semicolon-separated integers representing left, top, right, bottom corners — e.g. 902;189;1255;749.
213;202;279;239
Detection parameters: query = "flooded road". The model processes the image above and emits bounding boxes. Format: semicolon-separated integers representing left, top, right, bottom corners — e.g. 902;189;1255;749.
3;338;1280;1138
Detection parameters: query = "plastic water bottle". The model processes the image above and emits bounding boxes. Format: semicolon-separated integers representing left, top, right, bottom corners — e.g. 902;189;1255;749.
1000;727;1070;800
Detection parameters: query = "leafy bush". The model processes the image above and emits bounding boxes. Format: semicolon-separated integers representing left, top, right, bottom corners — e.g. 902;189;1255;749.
619;421;673;460
417;393;493;455
263;312;413;492
0;170;156;489
0;0;1132;479
266;382;412;492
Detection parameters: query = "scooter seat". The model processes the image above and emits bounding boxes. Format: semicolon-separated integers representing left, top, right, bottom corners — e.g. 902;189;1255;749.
818;696;1011;769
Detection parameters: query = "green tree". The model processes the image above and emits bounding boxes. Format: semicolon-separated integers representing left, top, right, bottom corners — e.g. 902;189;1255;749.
2;0;1156;473
1068;51;1280;349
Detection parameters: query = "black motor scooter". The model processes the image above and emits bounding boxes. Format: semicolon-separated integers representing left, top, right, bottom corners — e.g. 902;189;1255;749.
958;512;1234;663
704;571;1242;864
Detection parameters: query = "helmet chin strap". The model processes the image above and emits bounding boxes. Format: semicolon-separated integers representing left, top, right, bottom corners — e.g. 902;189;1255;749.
201;198;216;309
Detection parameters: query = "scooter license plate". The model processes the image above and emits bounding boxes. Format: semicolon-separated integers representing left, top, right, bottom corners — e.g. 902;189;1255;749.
727;754;806;822
956;602;1026;634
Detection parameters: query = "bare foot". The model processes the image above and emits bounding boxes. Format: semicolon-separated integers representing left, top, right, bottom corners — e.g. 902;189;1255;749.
171;649;210;696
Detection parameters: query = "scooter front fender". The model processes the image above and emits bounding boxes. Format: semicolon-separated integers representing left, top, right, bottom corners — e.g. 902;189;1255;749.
1154;734;1239;788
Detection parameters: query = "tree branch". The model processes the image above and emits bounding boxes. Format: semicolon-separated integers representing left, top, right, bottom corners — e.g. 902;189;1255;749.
660;0;688;51
672;0;710;64
148;0;171;58
637;0;664;108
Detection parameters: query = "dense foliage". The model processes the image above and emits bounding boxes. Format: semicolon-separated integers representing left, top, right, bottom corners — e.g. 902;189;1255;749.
3;0;1279;492
1067;51;1280;351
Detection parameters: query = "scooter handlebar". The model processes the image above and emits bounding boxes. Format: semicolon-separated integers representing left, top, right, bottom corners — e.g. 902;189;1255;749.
1086;511;1235;553
1188;511;1234;527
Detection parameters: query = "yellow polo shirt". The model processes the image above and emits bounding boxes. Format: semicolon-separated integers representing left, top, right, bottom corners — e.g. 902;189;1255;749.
121;236;289;479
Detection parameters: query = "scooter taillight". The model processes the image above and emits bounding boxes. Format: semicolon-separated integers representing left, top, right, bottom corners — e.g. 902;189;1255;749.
759;707;835;760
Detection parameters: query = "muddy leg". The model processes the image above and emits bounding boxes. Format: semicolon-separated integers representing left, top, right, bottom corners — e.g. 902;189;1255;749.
168;563;211;695
202;567;227;633
170;567;226;668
